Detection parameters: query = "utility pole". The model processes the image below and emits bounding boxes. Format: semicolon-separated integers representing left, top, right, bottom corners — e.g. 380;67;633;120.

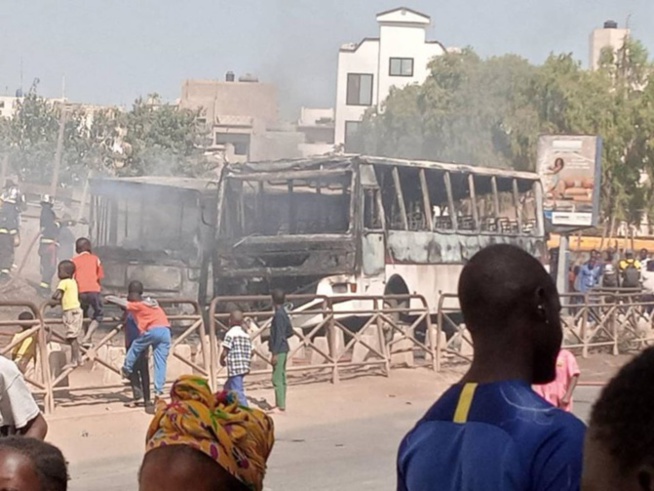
50;104;67;197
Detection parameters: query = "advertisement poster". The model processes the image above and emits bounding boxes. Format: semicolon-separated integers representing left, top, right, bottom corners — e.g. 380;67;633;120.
537;135;602;230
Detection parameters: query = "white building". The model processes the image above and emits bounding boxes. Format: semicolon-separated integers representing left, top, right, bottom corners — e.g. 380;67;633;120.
334;7;446;150
0;96;21;119
589;20;630;71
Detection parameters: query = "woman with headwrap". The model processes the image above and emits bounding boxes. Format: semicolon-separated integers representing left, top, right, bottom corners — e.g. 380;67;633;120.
139;375;275;491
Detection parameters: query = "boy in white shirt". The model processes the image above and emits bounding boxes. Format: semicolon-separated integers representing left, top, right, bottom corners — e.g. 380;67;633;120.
220;310;252;407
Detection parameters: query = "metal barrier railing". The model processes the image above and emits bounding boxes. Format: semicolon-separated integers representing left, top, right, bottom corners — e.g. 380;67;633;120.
28;298;211;411
157;299;210;380
0;301;53;413
436;290;654;370
208;293;435;387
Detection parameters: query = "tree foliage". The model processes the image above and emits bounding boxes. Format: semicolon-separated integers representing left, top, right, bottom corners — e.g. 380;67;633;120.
0;91;211;188
357;40;654;228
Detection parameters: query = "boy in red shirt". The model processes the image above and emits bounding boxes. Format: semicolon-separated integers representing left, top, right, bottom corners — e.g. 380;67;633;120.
72;238;104;346
106;280;171;400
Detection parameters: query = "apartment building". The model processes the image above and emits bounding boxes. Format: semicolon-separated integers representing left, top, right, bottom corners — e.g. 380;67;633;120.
334;7;446;150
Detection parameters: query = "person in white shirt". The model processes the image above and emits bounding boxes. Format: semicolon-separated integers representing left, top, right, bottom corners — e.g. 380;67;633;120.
220;310;252;407
0;356;47;439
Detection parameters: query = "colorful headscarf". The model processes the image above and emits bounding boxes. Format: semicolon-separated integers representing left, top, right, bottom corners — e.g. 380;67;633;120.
145;375;275;491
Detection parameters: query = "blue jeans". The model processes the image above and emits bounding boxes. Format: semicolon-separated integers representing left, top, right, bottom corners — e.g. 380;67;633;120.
224;374;248;407
124;327;171;396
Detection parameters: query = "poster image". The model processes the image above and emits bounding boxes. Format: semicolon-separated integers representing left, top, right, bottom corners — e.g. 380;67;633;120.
537;135;602;229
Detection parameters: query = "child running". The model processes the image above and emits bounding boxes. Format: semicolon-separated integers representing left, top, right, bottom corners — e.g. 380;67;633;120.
123;311;152;413
106;281;171;401
72;238;104;347
220;309;252;407
50;260;83;371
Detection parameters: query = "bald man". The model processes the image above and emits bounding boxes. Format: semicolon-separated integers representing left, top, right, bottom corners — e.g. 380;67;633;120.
397;244;586;491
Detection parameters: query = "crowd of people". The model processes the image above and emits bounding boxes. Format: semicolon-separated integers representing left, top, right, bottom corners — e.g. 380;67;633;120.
566;247;653;294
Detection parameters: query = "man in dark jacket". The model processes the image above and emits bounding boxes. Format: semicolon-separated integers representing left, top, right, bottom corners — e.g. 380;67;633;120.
38;195;60;295
269;289;292;413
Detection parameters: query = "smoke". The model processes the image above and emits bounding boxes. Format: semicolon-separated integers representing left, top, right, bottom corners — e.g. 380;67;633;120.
0;1;652;120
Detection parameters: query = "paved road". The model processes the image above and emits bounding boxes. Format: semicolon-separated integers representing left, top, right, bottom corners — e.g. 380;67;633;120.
68;386;602;491
69;407;424;491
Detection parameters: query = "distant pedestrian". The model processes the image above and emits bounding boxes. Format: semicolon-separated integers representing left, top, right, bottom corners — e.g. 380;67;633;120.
38;195;60;295
0;184;21;280
582;347;654;490
124;312;152;413
640;247;650;270
0;356;48;439
139;375;274;491
72;238;104;346
397;244;585;491
619;250;642;289
601;249;619;288
50;261;83;371
575;250;602;294
269;289;293;414
0;436;68;491
11;312;38;374
533;348;580;412
220;309;252;407
57;215;75;262
106;281;171;401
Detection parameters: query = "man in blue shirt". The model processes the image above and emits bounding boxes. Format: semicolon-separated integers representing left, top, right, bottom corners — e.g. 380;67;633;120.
397;244;586;491
575;250;602;294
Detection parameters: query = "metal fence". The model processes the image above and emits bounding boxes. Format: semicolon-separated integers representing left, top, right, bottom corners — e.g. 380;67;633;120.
208;293;436;387
436;291;654;369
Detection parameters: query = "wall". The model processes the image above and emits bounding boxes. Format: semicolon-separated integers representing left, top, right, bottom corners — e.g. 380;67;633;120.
589;28;630;70
180;80;279;126
250;130;304;161
377;25;443;105
334;39;380;145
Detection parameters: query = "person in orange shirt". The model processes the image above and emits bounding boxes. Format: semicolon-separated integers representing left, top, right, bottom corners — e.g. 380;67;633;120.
72;238;104;346
106;280;171;400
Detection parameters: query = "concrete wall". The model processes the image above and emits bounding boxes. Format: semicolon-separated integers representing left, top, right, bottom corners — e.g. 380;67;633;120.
589;27;630;71
377;25;443;107
180;80;279;126
250;130;304;161
335;39;380;146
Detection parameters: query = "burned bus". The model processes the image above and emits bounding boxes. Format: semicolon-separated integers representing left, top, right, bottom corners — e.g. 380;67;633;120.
89;176;219;300
214;156;545;310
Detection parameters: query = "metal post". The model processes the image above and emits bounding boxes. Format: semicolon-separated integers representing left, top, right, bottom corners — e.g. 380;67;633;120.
556;234;569;296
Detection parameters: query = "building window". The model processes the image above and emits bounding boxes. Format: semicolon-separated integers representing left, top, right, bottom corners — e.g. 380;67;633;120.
389;58;414;77
344;121;362;153
346;74;373;106
215;133;250;156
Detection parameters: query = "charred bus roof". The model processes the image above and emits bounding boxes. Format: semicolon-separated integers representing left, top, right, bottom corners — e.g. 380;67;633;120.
89;176;220;197
224;155;540;182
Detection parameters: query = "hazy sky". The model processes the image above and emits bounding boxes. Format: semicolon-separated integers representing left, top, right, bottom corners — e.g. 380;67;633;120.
1;0;652;117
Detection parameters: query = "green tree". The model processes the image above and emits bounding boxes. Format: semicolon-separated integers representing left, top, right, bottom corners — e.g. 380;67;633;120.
0;92;212;187
357;40;654;230
118;94;210;177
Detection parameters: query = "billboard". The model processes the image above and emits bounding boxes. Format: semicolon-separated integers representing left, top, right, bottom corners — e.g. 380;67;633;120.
537;135;602;230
